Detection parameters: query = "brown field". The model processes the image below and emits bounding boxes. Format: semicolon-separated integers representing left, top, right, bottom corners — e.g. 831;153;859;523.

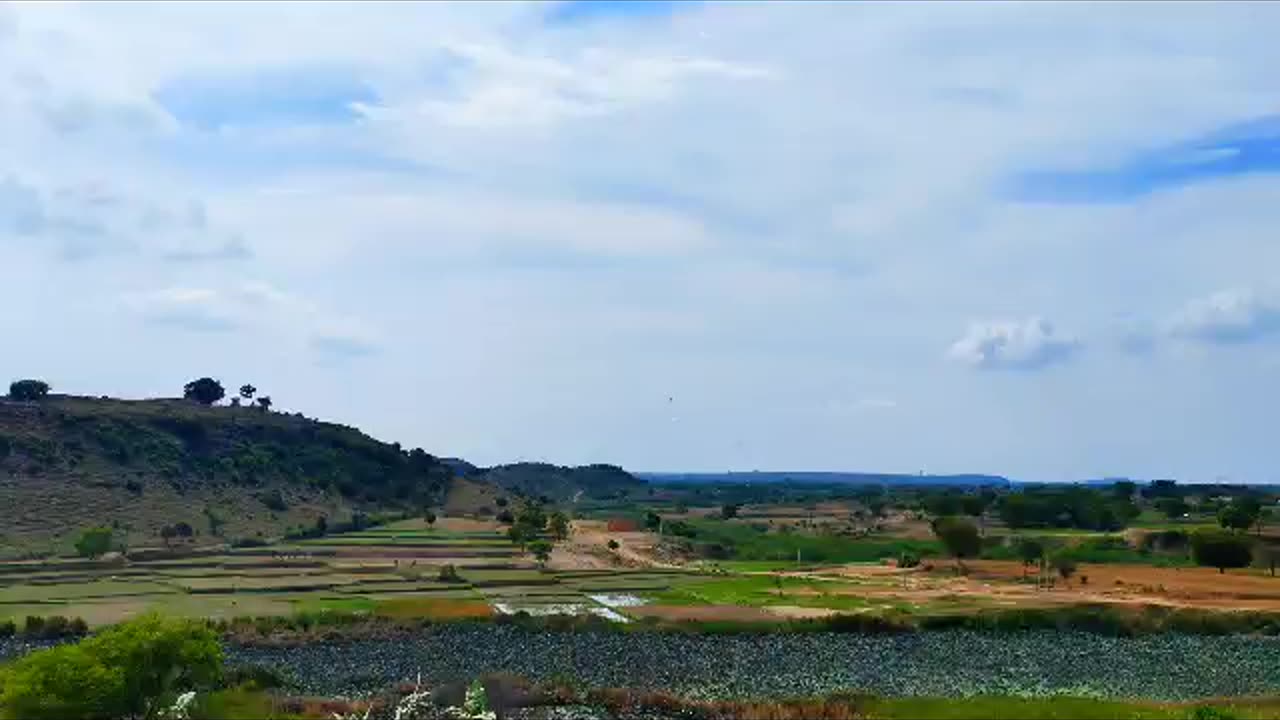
815;560;1280;611
627;604;783;623
373;596;495;620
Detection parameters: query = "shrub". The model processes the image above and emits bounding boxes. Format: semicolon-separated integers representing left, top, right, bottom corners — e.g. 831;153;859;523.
258;489;288;512
1189;706;1241;720
438;564;463;583
0;619;15;637
897;551;921;568
607;539;620;550
74;526;114;559
1;614;222;720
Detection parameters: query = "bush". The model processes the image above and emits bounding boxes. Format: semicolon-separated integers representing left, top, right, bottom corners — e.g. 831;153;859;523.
74;526;114;559
897;551;921;568
0;619;15;637
607;539;620;550
438;564;463;583
1;614;222;720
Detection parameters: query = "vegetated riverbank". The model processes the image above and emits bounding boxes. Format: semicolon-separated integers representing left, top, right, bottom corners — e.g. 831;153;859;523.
210;625;1280;700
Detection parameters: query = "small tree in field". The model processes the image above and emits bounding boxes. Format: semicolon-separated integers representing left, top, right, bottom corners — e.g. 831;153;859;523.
1192;529;1254;573
239;384;256;401
721;503;741;520
548;511;570;541
529;539;553;567
607;539;620;551
74;527;113;559
931;516;980;572
1051;554;1078;586
424;511;437;526
8;379;50;401
183;377;225;405
1014;537;1045;579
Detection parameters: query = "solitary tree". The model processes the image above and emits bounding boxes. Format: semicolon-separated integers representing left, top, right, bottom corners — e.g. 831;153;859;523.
931;516;981;572
507;524;531;552
1051;554;1078;586
721;503;741;520
8;379;50;401
239;384;257;401
1191;529;1254;573
607;539;620;551
183;378;225;405
548;511;570;541
256;395;273;412
529;539;553;567
1014;537;1045;579
644;510;662;532
424;510;437;526
74;527;114;559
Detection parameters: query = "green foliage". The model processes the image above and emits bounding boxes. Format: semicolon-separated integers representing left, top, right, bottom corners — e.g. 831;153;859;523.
438;564;463;582
997;487;1139;531
0;613;221;720
1187;706;1241;720
1051;553;1079;581
1156;497;1190;519
607;539;620;550
1218;497;1262;533
424;510;437;525
1191;529;1254;573
528;539;553;566
644;510;662;531
548;511;570;540
931;516;981;562
898;551;921;568
720;503;741;519
238;384;256;401
8;379;50;401
257;488;288;512
74;526;113;559
183;378;226;406
1014;537;1046;568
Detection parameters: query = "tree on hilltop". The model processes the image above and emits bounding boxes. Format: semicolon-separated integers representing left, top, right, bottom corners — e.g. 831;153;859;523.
8;379;50;401
183;378;225;405
239;384;256;401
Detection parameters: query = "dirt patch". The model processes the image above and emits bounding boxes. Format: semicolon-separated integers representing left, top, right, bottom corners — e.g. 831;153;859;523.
627;604;782;623
764;605;839;619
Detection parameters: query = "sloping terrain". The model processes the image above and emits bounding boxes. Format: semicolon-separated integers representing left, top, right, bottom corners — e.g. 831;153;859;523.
0;395;455;556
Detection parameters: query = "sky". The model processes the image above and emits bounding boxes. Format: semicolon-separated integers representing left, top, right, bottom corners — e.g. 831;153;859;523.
3;1;1280;483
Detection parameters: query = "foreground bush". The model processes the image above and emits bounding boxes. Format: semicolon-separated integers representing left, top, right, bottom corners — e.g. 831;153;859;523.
0;613;222;720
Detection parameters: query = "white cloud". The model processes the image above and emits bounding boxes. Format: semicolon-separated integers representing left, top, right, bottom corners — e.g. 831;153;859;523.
1167;288;1280;345
948;318;1080;371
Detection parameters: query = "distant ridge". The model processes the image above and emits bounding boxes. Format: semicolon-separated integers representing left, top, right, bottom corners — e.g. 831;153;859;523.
636;471;1012;487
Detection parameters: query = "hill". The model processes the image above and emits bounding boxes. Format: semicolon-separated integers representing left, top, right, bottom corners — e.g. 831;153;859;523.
0;395;454;558
637;471;1012;487
472;462;645;502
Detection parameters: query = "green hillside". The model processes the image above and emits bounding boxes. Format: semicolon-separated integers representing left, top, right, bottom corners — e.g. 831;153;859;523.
0;394;454;558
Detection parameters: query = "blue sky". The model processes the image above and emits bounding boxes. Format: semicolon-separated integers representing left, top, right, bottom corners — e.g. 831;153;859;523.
3;1;1280;482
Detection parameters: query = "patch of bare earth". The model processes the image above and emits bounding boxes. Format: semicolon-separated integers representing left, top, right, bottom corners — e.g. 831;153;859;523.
547;521;675;571
627;604;782;622
764;605;839;619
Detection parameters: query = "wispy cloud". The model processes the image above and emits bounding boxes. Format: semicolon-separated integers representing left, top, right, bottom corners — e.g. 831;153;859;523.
1013;113;1280;203
1167;287;1280;345
948;318;1080;371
